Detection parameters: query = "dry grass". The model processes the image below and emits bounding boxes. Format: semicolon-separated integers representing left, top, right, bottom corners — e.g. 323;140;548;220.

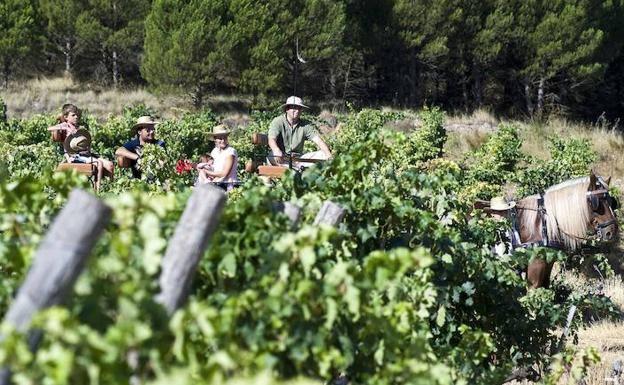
443;111;624;186
445;108;500;127
508;272;624;385
0;77;253;120
521;117;624;185
0;77;188;118
570;274;624;385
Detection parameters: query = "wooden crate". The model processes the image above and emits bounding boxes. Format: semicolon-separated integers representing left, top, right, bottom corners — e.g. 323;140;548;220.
55;163;95;175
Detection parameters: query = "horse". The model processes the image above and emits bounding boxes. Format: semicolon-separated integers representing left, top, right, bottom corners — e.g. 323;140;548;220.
479;171;619;288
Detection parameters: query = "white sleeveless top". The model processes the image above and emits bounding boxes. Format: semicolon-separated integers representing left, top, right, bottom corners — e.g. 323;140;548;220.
210;146;238;184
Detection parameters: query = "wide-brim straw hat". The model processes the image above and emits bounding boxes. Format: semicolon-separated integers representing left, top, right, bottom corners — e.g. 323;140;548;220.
207;124;231;140
281;96;309;110
63;128;92;154
132;116;160;133
490;196;516;211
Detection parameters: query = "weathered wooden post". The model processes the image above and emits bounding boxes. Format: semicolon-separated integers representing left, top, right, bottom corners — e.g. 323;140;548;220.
314;200;346;226
0;189;112;385
155;184;227;315
273;202;302;229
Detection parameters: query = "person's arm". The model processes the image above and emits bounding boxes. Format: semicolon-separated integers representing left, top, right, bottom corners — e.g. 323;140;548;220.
267;118;284;162
268;137;283;161
115;146;139;160
311;135;332;159
48;122;70;131
205;154;234;179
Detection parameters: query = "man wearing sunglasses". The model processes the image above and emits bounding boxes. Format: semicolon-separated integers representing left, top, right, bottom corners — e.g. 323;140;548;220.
115;115;166;178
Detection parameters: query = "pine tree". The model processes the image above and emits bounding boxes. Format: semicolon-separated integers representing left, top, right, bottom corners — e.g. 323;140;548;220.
142;0;234;106
39;0;87;77
516;0;623;116
391;0;456;106
0;0;39;87
228;0;347;103
75;0;150;86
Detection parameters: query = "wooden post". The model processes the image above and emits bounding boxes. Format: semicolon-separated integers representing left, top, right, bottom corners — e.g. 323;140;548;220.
272;202;302;229
313;201;346;226
0;189;111;385
155;184;226;315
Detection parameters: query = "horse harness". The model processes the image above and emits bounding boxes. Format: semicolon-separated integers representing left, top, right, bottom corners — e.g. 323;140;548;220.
507;179;617;251
508;194;554;250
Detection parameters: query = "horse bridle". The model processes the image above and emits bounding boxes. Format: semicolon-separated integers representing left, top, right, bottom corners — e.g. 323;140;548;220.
511;182;618;248
586;187;619;238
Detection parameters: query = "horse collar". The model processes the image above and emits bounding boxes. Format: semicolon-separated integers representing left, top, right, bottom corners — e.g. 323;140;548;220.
537;194;549;247
509;194;563;250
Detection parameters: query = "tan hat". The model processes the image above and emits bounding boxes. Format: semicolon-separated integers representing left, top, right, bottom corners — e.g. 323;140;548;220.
281;96;309;110
132;116;160;133
207;124;231;140
63;128;91;154
489;196;516;211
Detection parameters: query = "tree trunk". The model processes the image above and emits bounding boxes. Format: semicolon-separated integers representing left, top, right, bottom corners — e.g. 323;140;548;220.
64;39;72;78
342;57;352;105
524;81;533;116
462;78;469;110
409;53;418;106
3;60;9;89
328;68;336;101
536;76;545;117
473;65;483;107
112;50;119;88
191;84;205;109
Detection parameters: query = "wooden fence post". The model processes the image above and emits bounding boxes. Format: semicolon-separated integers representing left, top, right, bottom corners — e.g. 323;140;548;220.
313;201;346;226
155;184;226;315
0;189;112;385
273;202;302;229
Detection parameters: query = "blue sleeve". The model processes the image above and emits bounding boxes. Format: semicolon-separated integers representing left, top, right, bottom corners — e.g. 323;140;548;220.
123;139;138;152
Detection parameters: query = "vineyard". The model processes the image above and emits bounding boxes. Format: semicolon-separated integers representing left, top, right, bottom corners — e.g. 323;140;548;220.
0;104;621;385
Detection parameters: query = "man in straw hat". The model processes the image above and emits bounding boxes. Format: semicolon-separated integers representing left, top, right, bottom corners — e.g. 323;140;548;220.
115;116;166;178
267;96;332;166
487;196;521;257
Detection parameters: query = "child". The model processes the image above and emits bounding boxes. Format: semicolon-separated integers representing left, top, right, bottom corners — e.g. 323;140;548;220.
48;103;80;139
195;154;214;185
48;104;114;192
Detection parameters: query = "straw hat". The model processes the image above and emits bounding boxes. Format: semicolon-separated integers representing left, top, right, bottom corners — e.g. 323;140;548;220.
207;124;231;140
132;116;160;133
489;196;516;211
63;128;91;155
281;96;309;110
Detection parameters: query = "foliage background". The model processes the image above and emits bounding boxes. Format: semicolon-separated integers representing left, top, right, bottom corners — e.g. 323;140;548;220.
0;105;620;384
3;0;624;120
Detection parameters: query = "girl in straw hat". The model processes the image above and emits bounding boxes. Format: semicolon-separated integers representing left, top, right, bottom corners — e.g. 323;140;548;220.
201;124;238;191
49;104;114;192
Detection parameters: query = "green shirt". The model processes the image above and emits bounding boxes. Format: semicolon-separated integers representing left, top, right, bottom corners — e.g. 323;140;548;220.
268;114;318;154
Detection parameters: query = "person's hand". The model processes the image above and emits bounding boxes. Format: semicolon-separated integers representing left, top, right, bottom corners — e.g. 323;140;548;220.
63;122;78;135
273;149;284;163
